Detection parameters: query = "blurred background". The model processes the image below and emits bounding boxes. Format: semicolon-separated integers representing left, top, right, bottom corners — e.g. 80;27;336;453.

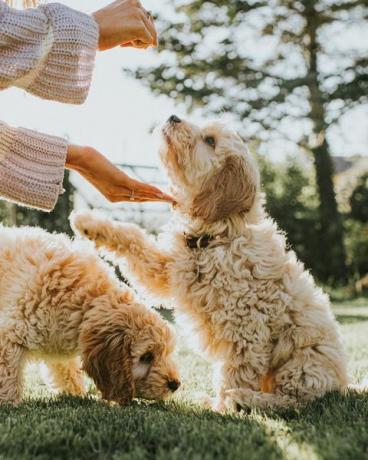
0;0;367;294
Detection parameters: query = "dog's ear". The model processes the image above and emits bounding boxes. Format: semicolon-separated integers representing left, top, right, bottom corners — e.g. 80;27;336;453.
191;155;258;223
80;307;134;405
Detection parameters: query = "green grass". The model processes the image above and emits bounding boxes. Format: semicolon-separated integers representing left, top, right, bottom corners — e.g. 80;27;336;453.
1;302;368;460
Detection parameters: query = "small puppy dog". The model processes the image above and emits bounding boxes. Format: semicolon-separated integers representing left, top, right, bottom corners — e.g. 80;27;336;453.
72;115;348;411
0;225;180;405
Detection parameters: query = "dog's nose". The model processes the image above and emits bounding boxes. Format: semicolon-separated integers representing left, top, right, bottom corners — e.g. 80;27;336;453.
167;380;181;392
168;115;181;124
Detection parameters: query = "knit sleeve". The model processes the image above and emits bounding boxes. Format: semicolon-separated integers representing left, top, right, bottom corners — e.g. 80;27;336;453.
0;1;99;104
0;121;67;211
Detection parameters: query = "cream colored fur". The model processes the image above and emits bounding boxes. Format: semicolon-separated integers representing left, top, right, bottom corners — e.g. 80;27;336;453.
72;118;349;411
0;225;179;405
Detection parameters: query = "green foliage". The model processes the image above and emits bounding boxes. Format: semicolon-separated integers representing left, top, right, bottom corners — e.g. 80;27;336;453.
259;158;368;283
259;157;322;276
350;173;368;223
344;219;368;280
135;0;367;130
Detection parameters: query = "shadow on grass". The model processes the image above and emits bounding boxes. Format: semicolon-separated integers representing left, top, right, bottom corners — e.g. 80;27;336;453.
0;396;283;460
1;393;367;459
272;391;368;460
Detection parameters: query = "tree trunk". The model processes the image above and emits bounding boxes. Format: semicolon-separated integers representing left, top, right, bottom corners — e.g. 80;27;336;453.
305;4;347;283
310;140;347;282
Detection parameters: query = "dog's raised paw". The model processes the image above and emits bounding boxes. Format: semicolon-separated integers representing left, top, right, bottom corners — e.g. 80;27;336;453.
70;211;107;242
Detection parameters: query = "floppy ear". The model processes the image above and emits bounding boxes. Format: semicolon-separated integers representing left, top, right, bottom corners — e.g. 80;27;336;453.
191;155;258;223
80;312;134;405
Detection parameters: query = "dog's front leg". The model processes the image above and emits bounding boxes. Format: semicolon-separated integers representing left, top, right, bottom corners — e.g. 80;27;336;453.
45;358;86;396
0;336;25;404
71;211;174;298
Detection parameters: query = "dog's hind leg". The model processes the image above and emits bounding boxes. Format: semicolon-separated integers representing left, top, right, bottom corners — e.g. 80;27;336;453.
0;335;25;404
71;211;173;297
46;358;85;396
227;346;347;411
224;388;298;410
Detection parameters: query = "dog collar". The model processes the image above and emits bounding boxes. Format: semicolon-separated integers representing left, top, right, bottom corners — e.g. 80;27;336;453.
184;233;216;249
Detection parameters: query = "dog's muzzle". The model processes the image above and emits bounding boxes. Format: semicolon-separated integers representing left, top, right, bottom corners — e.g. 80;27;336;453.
168;115;181;124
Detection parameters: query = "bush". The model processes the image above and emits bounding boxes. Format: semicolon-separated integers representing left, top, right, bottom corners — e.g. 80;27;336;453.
345;220;368;281
259;156;324;277
259;156;368;284
350;173;368;224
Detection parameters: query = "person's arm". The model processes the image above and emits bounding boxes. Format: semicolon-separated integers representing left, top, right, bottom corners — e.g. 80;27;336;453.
0;121;67;211
0;0;158;104
65;144;173;203
0;0;99;104
0;0;164;210
0;122;173;211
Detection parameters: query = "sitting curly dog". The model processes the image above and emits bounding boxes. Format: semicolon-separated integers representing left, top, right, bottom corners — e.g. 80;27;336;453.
72;115;348;411
0;225;180;405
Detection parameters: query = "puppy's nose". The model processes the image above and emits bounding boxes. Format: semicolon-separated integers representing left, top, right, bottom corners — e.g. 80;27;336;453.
168;115;181;124
167;380;181;392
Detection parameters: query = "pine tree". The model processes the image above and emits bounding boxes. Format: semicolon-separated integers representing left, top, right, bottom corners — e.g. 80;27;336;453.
133;0;368;282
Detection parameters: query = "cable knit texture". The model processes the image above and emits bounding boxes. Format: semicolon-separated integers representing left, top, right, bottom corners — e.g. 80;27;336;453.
0;121;67;211
0;1;99;210
0;1;99;103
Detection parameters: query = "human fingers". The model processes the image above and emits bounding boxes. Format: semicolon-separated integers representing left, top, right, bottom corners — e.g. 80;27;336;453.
121;39;149;48
107;190;173;203
130;190;175;202
140;9;158;47
127;179;175;201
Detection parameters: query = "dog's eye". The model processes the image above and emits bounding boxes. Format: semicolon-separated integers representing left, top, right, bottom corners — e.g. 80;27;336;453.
204;136;216;148
140;352;154;364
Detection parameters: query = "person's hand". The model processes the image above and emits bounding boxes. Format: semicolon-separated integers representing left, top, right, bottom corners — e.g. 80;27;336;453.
66;145;174;203
92;0;158;51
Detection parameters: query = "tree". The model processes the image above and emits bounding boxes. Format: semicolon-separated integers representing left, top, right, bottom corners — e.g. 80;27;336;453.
132;0;368;282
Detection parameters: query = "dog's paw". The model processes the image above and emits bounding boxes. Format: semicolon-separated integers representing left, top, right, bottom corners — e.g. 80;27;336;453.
70;211;146;254
192;392;228;413
193;392;214;409
116;222;146;243
70;211;107;242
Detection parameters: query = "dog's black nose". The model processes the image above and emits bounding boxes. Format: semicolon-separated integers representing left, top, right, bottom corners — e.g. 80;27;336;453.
167;380;181;392
168;115;181;124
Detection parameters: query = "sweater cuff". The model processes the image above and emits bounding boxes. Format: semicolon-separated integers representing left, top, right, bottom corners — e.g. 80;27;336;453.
21;4;99;105
0;123;67;211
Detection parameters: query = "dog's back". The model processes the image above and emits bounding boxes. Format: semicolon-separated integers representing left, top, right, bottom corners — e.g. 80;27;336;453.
0;225;118;350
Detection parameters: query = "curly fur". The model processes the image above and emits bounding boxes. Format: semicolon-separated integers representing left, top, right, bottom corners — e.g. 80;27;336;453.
0;225;180;405
72;118;349;411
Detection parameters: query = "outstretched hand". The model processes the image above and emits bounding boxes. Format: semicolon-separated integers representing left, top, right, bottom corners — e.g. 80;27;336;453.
92;0;158;51
66;145;174;204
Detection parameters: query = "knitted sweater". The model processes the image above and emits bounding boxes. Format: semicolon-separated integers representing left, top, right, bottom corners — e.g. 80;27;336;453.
0;1;98;211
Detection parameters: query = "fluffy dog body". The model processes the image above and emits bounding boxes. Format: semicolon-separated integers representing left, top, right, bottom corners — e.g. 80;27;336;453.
0;225;179;404
73;118;348;410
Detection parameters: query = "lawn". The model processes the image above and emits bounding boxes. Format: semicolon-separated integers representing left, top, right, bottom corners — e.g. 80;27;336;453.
1;302;367;460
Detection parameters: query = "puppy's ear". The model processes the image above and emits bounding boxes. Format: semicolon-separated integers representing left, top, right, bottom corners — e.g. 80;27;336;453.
191;155;258;223
80;308;134;405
